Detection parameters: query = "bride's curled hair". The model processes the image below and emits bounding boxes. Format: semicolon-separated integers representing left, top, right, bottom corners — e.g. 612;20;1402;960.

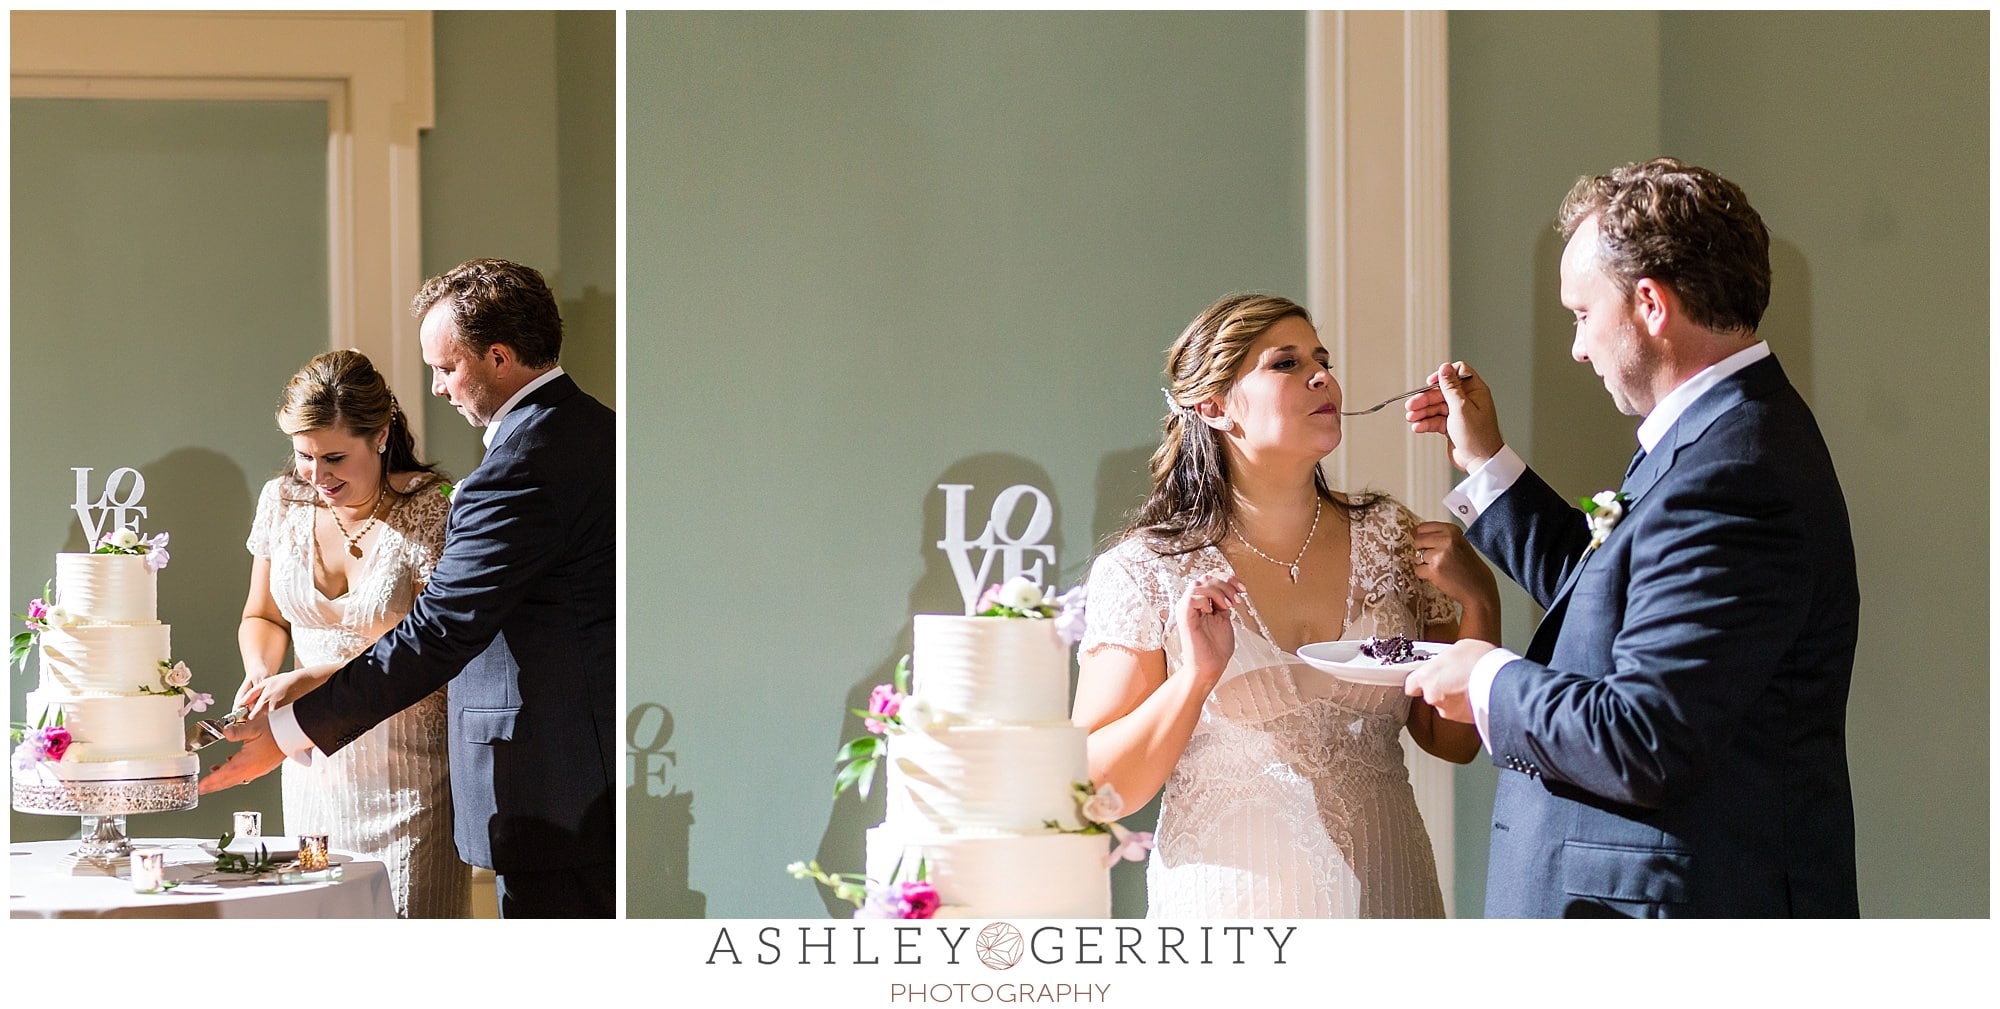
1126;293;1373;555
275;349;440;498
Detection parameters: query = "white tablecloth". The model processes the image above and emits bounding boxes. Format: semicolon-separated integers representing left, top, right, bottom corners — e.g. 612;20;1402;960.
10;838;395;918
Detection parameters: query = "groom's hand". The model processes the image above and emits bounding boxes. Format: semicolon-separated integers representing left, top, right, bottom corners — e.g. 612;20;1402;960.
197;713;286;794
1404;639;1495;724
1407;360;1504;474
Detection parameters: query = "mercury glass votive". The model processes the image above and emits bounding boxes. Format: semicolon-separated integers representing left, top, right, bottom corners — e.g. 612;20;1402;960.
297;833;330;872
131;850;166;893
233;810;262;839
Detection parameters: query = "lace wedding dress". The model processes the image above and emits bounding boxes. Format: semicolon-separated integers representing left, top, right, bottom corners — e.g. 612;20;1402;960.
246;473;470;918
1082;497;1451;918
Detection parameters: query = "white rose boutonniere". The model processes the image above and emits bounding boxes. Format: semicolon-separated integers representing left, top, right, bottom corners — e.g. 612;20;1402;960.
1580;490;1630;550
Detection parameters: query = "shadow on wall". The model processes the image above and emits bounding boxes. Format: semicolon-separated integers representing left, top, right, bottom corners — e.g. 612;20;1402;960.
12;448;265;843
559;284;618;411
803;454;1066;917
627;702;707;917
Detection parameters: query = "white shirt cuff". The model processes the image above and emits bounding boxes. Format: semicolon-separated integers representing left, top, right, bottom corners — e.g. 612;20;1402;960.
1442;444;1527;523
268;704;321;766
1468;646;1520;754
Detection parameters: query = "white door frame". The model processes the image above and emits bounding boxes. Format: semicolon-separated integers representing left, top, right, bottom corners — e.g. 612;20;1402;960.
12;10;436;446
1307;9;1458;913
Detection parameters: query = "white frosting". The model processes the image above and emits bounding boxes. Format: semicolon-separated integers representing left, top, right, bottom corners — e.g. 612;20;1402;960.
885;724;1088;833
24;690;188;762
866;828;1111;918
912;614;1070;722
54;553;157;623
12;550;190;778
38;624;171;694
862;613;1107;918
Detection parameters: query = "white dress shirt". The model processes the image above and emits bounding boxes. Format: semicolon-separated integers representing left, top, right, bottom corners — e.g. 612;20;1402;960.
1442;342;1771;750
269;367;568;763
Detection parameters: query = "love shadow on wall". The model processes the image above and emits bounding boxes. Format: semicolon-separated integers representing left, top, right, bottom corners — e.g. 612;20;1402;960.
804;453;1065;917
626;700;707;917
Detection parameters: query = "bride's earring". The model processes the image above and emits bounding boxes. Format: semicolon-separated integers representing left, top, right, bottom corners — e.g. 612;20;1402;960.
1214;417;1235;432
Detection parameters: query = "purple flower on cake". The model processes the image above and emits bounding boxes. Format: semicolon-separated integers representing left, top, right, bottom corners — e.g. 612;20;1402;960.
864;683;904;735
1052;584;1088;647
1104;824;1155;868
142;532;171;572
182;691;215;716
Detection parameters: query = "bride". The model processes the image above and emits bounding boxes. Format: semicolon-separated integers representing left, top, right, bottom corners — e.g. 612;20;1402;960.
235;349;470;918
1075;293;1499;917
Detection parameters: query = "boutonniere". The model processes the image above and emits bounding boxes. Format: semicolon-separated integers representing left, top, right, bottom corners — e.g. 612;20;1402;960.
437;481;455;502
1580;490;1630;550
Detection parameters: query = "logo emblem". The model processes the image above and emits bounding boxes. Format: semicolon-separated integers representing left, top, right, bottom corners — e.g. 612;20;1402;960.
975;921;1024;970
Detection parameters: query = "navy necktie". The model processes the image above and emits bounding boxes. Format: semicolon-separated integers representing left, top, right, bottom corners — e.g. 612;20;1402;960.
1623;446;1647;483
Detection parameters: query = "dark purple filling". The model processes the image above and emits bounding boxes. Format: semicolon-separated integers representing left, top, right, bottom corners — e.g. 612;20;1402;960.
1360;635;1433;664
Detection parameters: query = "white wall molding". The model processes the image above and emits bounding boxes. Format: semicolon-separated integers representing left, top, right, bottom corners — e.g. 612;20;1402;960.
1307;9;1457;914
13;11;435;445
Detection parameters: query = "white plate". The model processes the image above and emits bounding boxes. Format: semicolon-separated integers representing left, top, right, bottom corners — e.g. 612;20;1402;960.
1294;639;1449;687
200;835;301;859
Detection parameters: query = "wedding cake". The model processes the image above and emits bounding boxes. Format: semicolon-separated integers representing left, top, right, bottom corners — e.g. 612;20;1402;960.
12;538;203;807
862;608;1112;918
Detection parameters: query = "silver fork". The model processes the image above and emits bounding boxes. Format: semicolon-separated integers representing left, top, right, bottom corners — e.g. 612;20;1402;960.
1340;382;1439;416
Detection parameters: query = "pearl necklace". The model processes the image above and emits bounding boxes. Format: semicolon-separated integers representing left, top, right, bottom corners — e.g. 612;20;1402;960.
1230;498;1322;584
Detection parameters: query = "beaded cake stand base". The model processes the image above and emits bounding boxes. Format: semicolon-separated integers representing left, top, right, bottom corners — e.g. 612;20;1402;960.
13;772;199;874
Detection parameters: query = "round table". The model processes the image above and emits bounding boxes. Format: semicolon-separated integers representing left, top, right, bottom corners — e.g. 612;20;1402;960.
10;838;395;918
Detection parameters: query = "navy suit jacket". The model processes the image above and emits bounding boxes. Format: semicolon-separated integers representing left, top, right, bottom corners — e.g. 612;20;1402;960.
1468;356;1859;917
295;374;616;875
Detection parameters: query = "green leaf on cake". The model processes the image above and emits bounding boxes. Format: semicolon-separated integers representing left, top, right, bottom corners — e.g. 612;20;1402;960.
836;736;880;762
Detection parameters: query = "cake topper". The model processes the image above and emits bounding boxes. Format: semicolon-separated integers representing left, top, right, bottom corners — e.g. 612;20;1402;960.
71;467;147;547
936;482;1056;615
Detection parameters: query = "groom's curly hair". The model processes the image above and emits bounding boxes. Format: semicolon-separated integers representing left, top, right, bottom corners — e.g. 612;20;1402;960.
1558;157;1771;337
411;258;564;368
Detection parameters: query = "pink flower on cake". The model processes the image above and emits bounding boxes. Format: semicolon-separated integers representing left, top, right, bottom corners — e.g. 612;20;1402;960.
41;725;71;762
864;683;904;735
1082;781;1126;823
163;660;193;688
855;880;940;920
26;598;47;624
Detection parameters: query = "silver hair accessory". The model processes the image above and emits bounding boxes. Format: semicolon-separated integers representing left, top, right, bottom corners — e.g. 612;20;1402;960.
1161;387;1184;415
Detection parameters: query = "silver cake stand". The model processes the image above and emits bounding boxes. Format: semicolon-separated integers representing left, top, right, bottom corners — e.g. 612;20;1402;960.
13;762;199;874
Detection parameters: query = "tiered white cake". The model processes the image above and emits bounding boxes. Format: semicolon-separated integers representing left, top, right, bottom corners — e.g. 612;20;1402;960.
863;614;1110;918
16;552;197;787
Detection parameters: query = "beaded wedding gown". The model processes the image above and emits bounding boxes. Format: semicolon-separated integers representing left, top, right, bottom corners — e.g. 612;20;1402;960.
247;473;470;918
1082;497;1451;918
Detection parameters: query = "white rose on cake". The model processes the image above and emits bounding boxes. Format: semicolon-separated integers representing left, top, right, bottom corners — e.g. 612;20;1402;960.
104;528;142;550
998;576;1048;611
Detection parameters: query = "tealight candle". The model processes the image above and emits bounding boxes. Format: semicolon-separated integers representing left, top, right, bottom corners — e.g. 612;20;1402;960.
297;833;330;872
132;850;166;893
233;810;262;839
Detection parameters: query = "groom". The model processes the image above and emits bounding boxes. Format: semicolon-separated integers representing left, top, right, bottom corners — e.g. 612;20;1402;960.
1403;159;1859;917
202;259;616;918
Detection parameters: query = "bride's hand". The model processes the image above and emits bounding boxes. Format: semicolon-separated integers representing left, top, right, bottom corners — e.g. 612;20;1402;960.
241;662;339;719
1174;574;1244;688
1412;521;1499;618
232;670;268;710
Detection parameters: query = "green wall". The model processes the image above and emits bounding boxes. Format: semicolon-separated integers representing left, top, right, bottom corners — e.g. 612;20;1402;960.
625;11;1308;917
420;10;619;481
1448;10;1989;916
